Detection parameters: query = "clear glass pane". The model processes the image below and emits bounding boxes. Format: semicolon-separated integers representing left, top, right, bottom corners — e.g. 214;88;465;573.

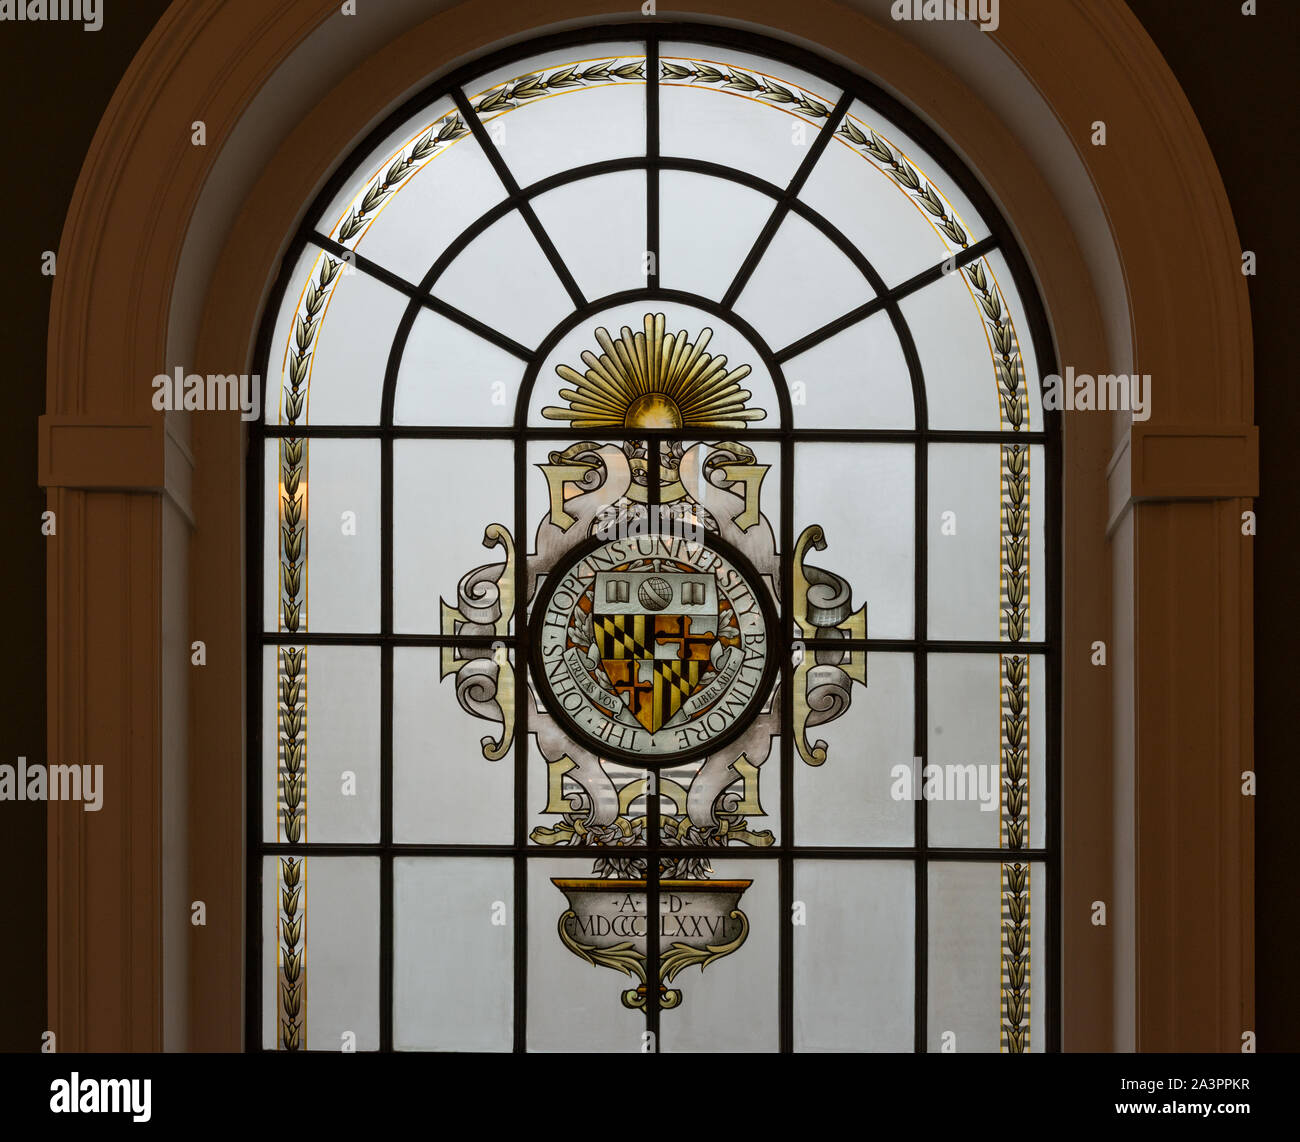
532;172;648;302
928;860;1046;1053
394;307;525;427
261;645;380;843
901;262;1016;432
313;97;492;251
795;652;914;847
734;211;876;354
264;247;405;427
317;100;506;287
393;647;514;844
926;860;999;1052
393;438;514;635
794;859;914;1051
926;653;1045;849
393;857;513;1051
261;855;380;1050
657;171;772;302
433;209;573;350
784;309;915;429
295;259;406;425
463;44;646;188
262;438;380;634
793;443;914;640
660;43;841;190
927;443;1043;643
658;859;778;1052
798;100;991;289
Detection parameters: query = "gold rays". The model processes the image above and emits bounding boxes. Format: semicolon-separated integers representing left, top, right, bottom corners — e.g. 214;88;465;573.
543;313;768;430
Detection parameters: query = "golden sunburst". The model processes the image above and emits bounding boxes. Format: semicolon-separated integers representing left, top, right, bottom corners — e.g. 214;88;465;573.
543;313;768;430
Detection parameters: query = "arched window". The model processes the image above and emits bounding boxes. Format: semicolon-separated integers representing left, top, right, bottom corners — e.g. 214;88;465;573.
251;23;1057;1053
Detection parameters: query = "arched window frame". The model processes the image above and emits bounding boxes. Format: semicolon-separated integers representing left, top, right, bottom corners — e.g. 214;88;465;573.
247;22;1062;1053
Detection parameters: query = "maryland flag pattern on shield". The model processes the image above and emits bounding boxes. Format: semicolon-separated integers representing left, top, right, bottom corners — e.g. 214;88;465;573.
593;570;719;733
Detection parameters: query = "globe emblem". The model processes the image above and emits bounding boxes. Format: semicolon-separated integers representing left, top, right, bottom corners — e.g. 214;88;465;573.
637;576;673;611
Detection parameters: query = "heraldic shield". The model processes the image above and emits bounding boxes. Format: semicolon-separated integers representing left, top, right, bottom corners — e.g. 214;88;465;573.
592;569;720;734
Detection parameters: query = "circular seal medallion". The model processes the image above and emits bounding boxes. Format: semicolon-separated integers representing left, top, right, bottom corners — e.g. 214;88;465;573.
531;531;776;766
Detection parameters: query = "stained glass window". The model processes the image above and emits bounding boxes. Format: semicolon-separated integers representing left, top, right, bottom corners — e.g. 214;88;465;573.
251;24;1058;1053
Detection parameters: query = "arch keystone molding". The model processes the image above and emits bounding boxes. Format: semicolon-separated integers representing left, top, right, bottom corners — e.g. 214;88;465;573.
40;0;1252;1052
